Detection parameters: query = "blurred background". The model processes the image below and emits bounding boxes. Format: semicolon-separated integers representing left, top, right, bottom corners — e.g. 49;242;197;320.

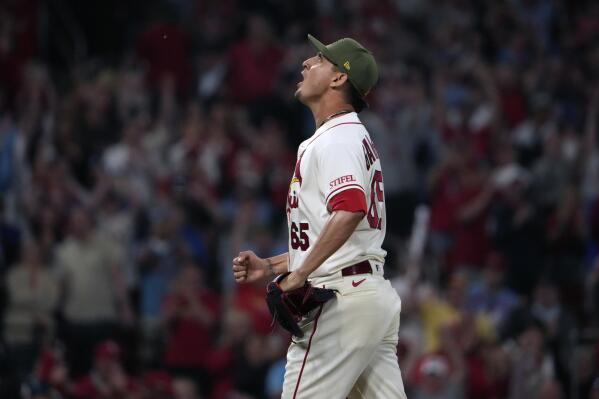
0;0;598;398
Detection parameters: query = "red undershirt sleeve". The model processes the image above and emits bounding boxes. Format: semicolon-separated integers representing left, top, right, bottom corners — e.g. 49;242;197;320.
328;188;367;213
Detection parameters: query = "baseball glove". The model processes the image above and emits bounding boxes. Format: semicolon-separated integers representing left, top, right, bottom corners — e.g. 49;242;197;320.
266;272;336;337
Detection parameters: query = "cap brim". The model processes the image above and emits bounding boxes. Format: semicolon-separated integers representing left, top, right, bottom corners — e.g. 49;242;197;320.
307;34;336;66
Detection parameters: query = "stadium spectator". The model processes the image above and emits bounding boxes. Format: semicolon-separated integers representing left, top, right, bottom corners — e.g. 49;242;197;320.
226;14;284;104
409;326;466;399
140;370;175;399
4;239;58;378
136;5;192;94
55;208;131;376
30;342;70;398
418;273;494;353
506;319;556;399
71;340;140;399
465;252;519;330
162;263;219;393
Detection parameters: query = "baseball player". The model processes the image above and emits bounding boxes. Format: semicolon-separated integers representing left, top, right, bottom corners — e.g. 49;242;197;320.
232;34;406;399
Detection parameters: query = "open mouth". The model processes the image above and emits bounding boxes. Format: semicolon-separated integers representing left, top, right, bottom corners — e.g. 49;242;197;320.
297;71;306;87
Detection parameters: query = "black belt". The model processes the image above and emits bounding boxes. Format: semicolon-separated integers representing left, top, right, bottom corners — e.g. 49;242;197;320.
341;260;373;277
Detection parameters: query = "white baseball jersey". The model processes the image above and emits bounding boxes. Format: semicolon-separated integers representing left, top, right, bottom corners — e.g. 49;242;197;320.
286;112;386;278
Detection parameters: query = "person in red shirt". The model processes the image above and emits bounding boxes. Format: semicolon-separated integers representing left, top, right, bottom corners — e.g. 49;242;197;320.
448;166;493;271
429;146;492;272
29;342;71;398
226;14;284;103
162;263;219;393
71;340;140;399
141;370;175;399
232;279;274;335
136;6;192;94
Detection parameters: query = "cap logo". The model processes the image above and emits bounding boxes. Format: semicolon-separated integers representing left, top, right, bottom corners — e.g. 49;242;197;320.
343;61;351;70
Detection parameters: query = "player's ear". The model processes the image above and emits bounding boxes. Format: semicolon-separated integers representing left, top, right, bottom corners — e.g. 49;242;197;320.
330;73;348;89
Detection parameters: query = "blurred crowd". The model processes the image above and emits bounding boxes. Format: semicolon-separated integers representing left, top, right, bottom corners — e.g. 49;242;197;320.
0;0;599;398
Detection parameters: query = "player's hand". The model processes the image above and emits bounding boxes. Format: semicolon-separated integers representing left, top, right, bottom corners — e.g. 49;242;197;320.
277;270;307;292
232;250;268;283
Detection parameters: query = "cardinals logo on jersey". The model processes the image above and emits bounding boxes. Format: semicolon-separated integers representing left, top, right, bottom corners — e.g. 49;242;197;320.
286;157;302;213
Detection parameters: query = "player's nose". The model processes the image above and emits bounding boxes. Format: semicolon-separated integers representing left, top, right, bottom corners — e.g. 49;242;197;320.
302;57;314;71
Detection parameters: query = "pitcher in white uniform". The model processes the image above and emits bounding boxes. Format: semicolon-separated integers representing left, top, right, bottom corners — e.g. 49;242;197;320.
232;34;407;399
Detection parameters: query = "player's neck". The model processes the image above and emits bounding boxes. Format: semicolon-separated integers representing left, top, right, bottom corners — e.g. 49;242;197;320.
312;101;354;129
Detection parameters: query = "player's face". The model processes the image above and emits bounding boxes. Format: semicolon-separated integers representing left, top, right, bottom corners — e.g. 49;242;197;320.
295;52;337;104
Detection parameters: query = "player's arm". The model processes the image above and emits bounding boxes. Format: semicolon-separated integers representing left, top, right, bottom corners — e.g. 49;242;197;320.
265;252;289;275
278;209;364;291
232;251;289;283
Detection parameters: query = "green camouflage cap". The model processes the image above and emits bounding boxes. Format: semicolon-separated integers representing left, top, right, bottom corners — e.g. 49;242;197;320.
307;34;379;98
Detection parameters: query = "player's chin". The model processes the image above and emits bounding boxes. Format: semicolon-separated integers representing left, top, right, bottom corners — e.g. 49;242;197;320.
294;88;308;103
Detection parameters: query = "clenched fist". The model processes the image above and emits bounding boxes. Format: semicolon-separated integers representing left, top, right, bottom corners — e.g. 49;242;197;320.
232;250;269;283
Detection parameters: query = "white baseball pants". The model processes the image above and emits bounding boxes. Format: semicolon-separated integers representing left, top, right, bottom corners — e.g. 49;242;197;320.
281;273;407;399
